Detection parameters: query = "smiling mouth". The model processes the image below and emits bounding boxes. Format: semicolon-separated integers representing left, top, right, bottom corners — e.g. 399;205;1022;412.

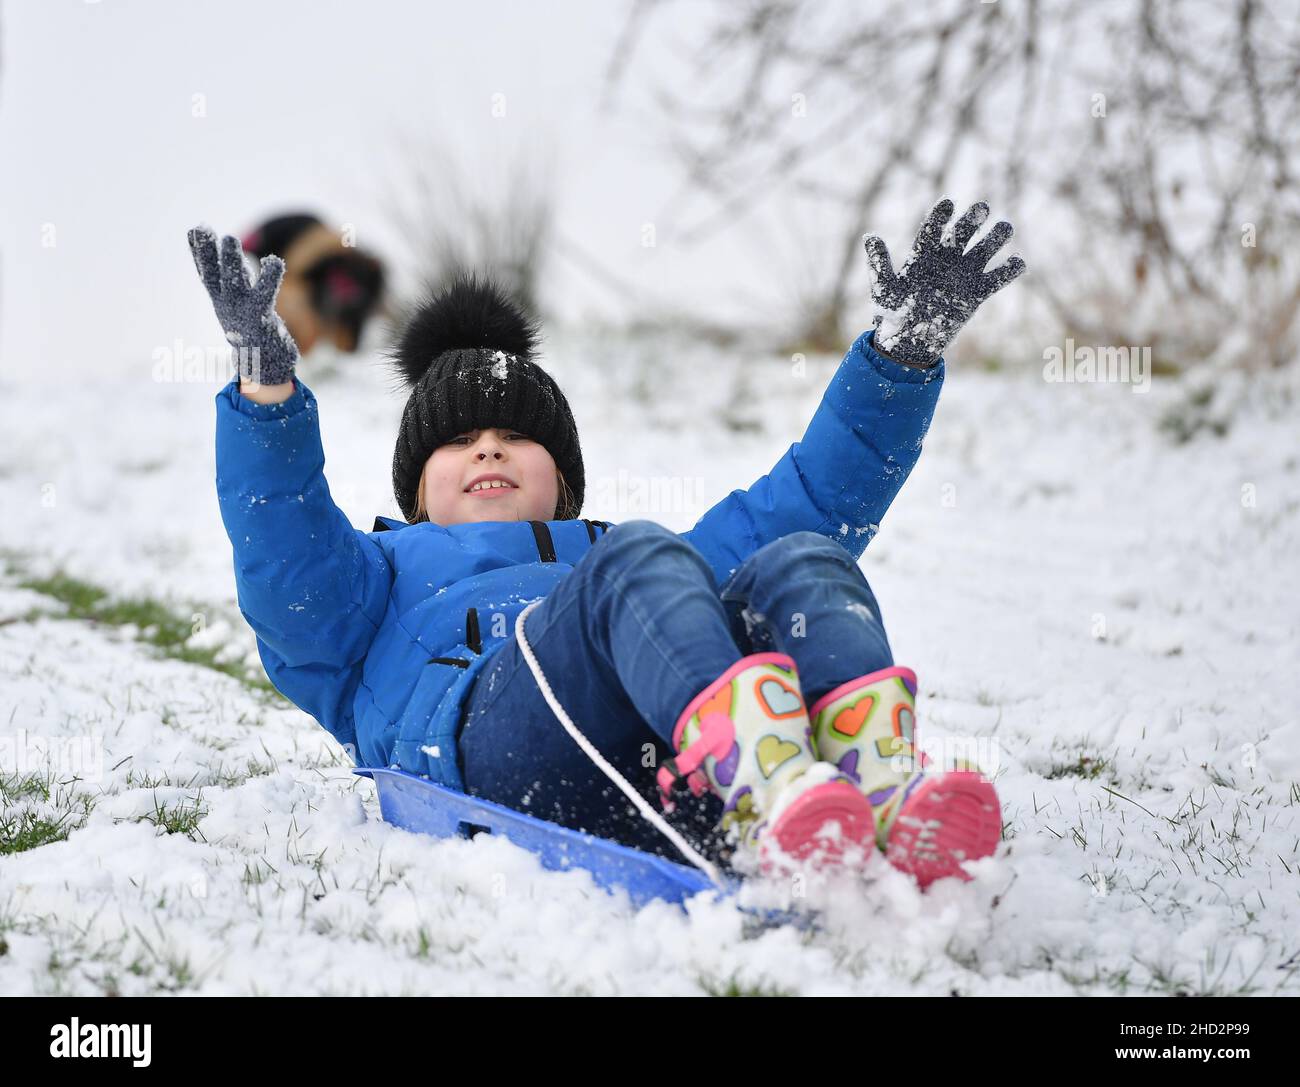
465;481;518;495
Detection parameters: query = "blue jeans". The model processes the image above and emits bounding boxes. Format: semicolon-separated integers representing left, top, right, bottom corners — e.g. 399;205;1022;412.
456;521;894;857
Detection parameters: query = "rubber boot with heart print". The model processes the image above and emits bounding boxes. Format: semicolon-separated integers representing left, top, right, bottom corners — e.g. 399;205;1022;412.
809;666;1001;888
656;652;876;873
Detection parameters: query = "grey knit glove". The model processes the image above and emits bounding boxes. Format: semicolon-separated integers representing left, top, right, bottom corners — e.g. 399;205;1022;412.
863;199;1026;369
188;225;299;385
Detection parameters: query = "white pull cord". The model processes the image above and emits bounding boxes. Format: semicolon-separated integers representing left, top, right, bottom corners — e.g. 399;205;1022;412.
513;600;725;888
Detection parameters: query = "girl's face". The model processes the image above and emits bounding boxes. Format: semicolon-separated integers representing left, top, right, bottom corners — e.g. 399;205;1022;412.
419;427;560;525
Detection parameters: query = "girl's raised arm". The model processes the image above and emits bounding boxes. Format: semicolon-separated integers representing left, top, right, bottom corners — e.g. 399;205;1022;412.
680;327;943;586
682;199;1025;587
192;227;393;758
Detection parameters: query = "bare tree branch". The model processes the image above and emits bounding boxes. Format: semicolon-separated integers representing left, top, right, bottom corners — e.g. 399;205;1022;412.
605;0;1300;366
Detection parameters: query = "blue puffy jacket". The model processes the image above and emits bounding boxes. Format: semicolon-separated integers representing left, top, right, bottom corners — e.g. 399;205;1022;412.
213;329;943;789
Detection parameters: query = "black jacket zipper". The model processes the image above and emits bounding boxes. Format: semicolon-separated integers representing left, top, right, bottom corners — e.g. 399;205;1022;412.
427;520;604;668
465;606;482;655
426;607;481;667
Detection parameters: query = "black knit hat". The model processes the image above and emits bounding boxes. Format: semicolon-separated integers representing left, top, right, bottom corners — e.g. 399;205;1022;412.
389;273;584;522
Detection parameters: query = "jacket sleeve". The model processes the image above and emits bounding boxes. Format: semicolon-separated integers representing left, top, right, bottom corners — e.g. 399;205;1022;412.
215;376;394;754
680;329;944;586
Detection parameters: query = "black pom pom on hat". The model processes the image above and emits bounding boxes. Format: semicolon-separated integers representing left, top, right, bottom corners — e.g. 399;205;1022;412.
389;272;584;523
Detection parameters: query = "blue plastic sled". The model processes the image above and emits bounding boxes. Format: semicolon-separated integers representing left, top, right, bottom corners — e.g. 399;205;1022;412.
355;767;737;910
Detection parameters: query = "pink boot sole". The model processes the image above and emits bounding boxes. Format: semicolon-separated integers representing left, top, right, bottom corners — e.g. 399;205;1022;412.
884;771;1001;888
759;781;877;873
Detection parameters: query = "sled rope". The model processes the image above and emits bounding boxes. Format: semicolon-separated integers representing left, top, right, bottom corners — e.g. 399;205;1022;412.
514;600;725;887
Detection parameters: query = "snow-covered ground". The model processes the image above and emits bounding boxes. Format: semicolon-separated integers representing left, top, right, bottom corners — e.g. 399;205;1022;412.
1;331;1297;995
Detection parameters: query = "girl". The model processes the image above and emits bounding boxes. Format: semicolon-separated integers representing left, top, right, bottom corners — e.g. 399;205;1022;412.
191;198;1024;886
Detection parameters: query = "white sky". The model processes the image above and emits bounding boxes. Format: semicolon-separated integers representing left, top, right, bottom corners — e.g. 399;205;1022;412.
1;0;1086;387
1;0;802;377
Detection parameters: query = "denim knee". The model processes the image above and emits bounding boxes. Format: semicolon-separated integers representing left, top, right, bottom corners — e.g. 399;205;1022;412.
594;519;701;564
723;531;876;615
748;530;854;571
